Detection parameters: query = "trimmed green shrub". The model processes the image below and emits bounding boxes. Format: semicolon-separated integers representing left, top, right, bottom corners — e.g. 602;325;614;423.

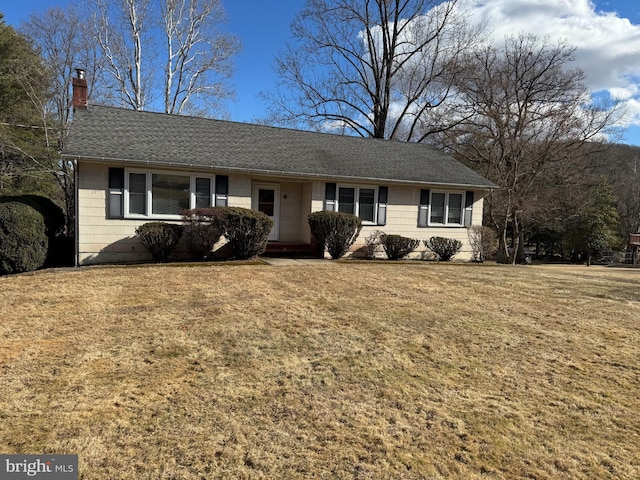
0;195;71;267
0;195;65;237
308;211;362;259
181;208;226;260
382;234;420;260
424;236;462;261
135;222;183;262
223;207;274;260
0;201;48;275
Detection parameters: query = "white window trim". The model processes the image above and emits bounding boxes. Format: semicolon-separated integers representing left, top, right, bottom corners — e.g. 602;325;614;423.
336;184;378;225
124;169;215;219
428;191;465;227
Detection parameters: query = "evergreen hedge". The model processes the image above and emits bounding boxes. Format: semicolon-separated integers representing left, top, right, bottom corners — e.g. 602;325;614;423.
0;201;48;275
0;195;71;267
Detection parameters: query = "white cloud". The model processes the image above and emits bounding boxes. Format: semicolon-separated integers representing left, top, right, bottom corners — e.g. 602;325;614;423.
459;0;640;127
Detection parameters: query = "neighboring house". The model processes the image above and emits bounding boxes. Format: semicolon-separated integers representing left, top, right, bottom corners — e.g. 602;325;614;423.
62;73;496;265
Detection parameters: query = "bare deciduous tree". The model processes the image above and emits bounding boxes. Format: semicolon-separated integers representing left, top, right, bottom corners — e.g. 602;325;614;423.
162;0;240;116
91;0;239;115
437;34;621;264
94;0;152;110
267;0;483;140
21;6;104;233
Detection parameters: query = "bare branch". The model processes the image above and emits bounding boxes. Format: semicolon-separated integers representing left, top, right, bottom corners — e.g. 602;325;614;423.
266;0;484;139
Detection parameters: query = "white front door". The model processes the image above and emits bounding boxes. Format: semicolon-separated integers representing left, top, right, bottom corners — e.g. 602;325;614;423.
252;183;280;241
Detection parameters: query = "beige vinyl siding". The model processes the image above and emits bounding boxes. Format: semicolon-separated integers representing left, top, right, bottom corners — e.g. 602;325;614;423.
77;161;250;265
77;162;486;264
310;181;326;214
307;182;484;260
299;183;314;242
230;176;252;209
77;162;145;264
352;184;485;260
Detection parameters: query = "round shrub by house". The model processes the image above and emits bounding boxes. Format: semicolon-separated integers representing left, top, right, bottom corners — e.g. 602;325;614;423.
135;222;183;262
424;236;462;261
222;207;274;260
308;211;362;259
0;201;48;275
382;234;420;260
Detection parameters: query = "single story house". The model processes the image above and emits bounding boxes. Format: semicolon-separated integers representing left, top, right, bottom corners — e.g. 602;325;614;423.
62;73;496;265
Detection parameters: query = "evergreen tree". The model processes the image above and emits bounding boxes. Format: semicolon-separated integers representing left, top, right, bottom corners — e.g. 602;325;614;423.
0;13;55;197
568;178;621;265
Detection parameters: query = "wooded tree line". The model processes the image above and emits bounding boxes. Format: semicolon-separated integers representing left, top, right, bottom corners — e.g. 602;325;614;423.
1;0;637;263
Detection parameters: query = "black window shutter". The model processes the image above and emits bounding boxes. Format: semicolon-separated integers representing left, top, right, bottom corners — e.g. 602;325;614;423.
464;191;474;226
377;186;388;226
325;182;337;211
108;167;124;218
215;175;229;206
418;188;430;227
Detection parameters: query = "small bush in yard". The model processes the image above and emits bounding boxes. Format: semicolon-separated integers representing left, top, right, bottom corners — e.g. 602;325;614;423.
135;222;183;262
424;236;462;261
362;230;384;259
0;201;48;275
223;207;274;260
308;211;362;259
382;234;420;260
181;208;226;260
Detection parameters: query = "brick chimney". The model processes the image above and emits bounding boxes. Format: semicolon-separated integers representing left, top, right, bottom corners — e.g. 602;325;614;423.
72;68;88;110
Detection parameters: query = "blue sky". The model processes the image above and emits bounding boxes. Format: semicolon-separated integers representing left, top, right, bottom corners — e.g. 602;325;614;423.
3;0;640;146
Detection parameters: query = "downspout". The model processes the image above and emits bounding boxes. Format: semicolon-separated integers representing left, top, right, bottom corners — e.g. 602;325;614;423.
74;159;79;267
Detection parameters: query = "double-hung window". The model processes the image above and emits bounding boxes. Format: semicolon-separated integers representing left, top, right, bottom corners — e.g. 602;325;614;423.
124;171;215;218
107;168;229;219
337;186;377;223
419;190;469;227
430;192;463;225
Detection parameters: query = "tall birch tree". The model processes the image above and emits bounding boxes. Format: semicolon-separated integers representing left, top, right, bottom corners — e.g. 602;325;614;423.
162;0;239;115
92;0;239;115
94;0;151;110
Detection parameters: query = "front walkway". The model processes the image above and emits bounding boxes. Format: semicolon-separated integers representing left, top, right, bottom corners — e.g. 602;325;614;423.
261;258;330;266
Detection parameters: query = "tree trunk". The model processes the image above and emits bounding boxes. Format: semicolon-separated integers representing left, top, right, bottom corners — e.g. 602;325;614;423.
496;226;509;264
509;211;520;265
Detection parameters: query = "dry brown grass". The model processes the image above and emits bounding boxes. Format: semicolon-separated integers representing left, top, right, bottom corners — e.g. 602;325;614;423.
0;262;638;479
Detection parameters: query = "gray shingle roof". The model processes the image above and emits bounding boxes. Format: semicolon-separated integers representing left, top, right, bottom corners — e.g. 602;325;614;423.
63;105;495;188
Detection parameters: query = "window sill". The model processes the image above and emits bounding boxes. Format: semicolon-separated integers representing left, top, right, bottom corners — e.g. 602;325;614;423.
122;214;184;221
419;224;465;228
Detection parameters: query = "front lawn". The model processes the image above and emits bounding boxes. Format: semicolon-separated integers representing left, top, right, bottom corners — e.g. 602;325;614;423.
0;263;638;478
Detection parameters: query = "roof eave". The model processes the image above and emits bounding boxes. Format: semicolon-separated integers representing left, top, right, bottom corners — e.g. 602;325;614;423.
64;154;497;190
